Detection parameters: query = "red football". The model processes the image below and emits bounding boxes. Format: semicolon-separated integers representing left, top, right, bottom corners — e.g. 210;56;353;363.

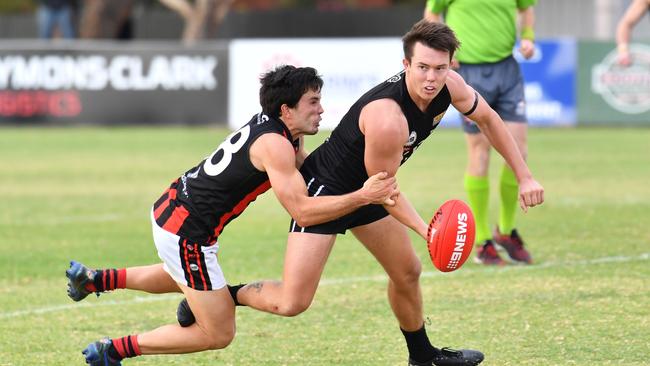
426;199;475;272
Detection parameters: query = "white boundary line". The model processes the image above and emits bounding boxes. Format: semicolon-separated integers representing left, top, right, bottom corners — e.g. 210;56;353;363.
0;294;181;319
2;252;648;319
319;252;650;285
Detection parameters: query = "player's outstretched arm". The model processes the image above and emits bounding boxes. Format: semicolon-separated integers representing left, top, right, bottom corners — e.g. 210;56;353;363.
250;133;399;227
447;71;544;211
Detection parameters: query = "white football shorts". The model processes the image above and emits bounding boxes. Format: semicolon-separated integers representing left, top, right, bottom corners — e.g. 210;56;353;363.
151;210;226;291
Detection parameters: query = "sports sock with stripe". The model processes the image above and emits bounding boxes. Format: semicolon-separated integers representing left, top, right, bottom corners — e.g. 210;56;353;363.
498;165;519;234
85;268;127;293
109;335;141;360
464;174;491;243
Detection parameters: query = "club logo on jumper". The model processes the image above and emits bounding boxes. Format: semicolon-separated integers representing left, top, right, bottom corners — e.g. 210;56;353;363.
447;213;468;270
189;264;200;272
401;131;419;163
592;44;650;114
256;113;269;125
432;111;445;127
386;72;403;83
405;131;417;146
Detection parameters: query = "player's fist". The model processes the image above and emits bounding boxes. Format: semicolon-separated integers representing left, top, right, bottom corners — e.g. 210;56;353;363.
518;177;544;212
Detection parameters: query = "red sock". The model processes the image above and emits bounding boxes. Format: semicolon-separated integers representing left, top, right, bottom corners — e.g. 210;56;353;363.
111;335;141;359
84;268;127;292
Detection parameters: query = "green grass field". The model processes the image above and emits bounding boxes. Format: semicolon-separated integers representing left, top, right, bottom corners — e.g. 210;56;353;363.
1;127;649;365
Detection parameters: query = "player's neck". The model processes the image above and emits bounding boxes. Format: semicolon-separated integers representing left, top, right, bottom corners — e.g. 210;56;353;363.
278;117;303;141
409;89;436;112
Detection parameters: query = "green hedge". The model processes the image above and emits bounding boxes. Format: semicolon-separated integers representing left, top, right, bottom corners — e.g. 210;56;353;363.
0;0;36;13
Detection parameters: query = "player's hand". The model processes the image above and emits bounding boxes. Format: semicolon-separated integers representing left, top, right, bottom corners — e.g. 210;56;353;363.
518;177;544;213
384;190;400;206
519;39;535;60
362;171;399;206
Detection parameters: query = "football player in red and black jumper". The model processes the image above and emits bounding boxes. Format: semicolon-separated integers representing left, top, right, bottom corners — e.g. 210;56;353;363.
66;65;398;365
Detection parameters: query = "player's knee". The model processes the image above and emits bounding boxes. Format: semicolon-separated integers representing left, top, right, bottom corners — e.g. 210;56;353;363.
204;328;235;350
408;259;423;283
395;259;422;287
194;317;235;350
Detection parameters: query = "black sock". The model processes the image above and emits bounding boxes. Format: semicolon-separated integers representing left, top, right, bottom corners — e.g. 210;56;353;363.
401;324;438;363
228;283;246;306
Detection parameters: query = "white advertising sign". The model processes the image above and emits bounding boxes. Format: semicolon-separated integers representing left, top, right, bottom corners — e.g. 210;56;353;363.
228;38;404;130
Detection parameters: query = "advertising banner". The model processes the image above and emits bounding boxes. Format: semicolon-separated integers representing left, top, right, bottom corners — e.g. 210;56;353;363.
0;41;228;125
578;41;650;125
229;38;577;130
518;38;577;126
443;39;577;127
229;38;404;130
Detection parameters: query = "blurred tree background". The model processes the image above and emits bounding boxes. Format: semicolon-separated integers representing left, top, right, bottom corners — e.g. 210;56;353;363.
0;0;38;12
0;0;422;42
0;0;423;14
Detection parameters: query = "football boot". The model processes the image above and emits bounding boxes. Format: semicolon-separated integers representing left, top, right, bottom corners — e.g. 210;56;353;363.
493;228;532;264
66;260;97;302
82;338;121;366
474;240;506;266
408;347;484;366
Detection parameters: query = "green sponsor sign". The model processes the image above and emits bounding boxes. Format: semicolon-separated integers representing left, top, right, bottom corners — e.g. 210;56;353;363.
578;41;650;126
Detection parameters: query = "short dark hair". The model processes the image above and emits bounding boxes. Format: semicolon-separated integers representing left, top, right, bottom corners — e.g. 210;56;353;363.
402;20;460;61
259;65;323;119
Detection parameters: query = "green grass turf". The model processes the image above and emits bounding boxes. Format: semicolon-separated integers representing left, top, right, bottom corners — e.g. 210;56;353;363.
0;126;649;365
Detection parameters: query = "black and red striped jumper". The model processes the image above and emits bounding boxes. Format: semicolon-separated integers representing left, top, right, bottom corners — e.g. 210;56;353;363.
153;113;298;247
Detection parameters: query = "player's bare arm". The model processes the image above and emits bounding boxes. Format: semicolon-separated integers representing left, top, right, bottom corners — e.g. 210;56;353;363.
360;99;429;239
250;133;398;227
446;71;544;211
